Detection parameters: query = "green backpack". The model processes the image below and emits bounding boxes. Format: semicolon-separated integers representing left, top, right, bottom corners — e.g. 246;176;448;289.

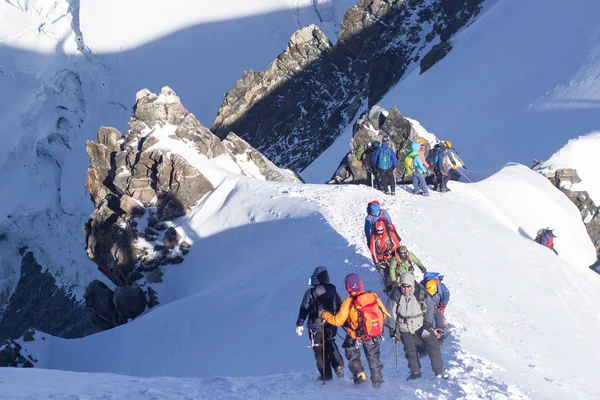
355;146;366;161
404;153;419;174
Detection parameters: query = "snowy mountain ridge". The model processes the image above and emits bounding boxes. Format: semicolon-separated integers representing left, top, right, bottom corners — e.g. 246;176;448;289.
1;0;600;398
4;158;600;399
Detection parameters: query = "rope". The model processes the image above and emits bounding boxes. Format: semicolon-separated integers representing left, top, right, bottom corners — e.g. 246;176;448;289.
456;167;474;184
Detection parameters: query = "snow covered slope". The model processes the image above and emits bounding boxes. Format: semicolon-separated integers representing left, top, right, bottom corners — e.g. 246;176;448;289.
379;0;600;172
11;163;600;399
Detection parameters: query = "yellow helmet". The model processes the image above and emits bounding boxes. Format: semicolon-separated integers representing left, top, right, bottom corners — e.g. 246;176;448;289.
443;140;452;149
417;137;426;145
426;280;438;295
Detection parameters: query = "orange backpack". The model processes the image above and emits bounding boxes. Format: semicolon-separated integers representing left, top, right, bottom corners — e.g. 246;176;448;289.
352;292;384;339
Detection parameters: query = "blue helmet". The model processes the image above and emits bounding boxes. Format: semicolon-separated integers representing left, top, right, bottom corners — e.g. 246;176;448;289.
369;203;381;216
382;134;390;143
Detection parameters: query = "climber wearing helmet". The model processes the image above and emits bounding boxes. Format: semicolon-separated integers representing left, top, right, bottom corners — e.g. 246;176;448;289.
369;218;401;292
389;245;427;284
373;134;398;195
422;273;450;315
417;137;430;169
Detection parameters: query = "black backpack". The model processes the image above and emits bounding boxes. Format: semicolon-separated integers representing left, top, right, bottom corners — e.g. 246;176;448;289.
534;228;548;244
310;285;339;326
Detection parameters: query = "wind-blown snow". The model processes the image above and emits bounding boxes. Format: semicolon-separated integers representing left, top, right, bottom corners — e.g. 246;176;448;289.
10;163;600;399
539;131;600;205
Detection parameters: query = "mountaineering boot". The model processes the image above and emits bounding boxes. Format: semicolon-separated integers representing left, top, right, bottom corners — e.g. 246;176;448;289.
422;192;429;197
441;187;451;192
436;372;450;379
353;371;368;384
335;366;345;379
390;190;395;195
407;372;422;381
414;190;422;195
372;381;383;389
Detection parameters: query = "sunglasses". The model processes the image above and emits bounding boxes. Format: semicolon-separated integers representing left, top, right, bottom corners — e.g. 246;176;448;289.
401;285;412;289
376;229;384;234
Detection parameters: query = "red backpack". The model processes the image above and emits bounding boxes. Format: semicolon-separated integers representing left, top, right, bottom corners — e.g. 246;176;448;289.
352;292;384;339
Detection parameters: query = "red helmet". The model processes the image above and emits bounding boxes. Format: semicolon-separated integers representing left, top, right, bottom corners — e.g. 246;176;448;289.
374;220;385;234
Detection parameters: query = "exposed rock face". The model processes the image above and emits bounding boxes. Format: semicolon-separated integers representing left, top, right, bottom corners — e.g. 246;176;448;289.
84;87;217;329
0;250;94;343
349;106;420;183
212;0;484;171
536;167;600;256
223;132;304;182
0;339;35;368
84;87;299;331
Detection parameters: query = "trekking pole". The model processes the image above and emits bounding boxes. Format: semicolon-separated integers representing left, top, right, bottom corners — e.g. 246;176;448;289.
395;339;399;373
321;322;326;385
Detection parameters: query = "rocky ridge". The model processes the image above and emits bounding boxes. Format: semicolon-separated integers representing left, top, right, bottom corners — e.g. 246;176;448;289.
83;87;300;331
534;166;600;258
212;0;484;171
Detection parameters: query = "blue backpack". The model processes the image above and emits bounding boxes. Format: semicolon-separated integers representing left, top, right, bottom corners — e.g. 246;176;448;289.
424;272;443;282
378;148;392;170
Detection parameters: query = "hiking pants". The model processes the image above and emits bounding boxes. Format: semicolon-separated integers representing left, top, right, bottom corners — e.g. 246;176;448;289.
379;168;395;193
437;172;450;190
376;259;396;294
400;329;443;375
310;328;344;380
343;336;384;384
412;173;428;194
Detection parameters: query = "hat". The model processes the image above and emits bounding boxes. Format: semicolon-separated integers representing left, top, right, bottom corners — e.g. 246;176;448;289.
426;280;438;295
310;266;329;286
399;273;415;287
417;137;426;145
345;273;364;294
443;140;452;149
382;134;390;143
369;203;381;216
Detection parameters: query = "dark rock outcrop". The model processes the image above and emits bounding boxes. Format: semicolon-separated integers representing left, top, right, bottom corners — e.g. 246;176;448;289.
0;340;35;368
84;280;119;331
420;41;453;74
0;251;94;343
84;87;215;329
212;0;484;171
535;167;600;256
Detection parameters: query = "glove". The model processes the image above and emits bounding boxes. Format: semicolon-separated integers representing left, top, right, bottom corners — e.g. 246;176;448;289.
408;265;414;272
438;303;446;314
421;329;431;339
296;326;304;336
433;328;445;340
389;329;396;339
420;267;427;273
463;165;467;170
383;250;391;258
318;309;325;318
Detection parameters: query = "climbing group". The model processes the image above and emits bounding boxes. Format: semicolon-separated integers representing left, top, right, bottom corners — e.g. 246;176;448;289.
296;199;452;388
351;135;466;196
